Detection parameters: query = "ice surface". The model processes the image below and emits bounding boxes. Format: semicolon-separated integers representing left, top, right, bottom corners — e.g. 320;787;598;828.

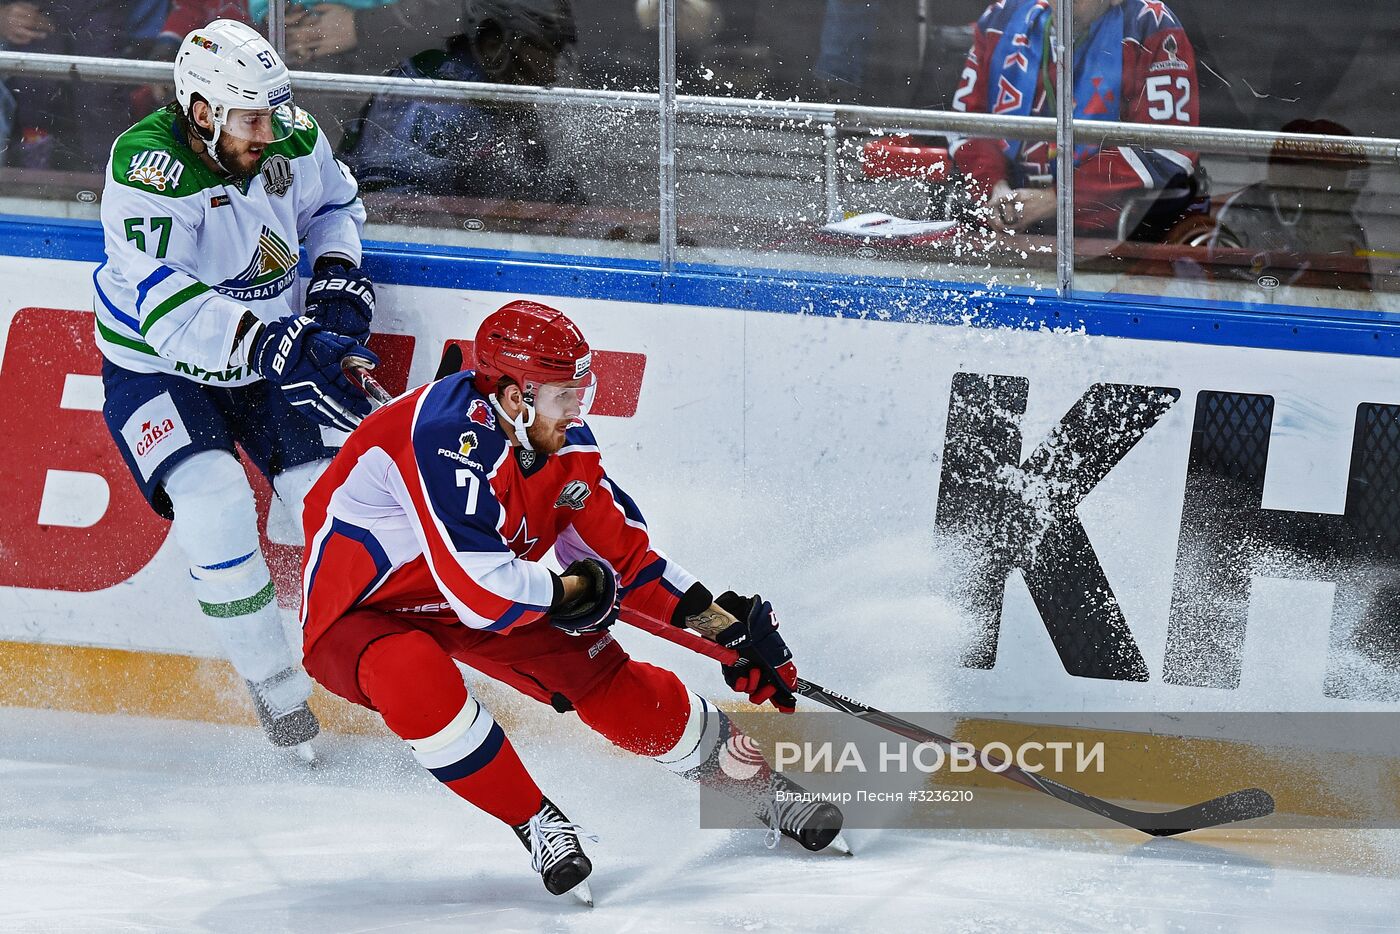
1;707;1397;933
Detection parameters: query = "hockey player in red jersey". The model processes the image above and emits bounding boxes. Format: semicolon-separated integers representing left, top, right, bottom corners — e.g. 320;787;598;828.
950;0;1201;236
299;300;846;902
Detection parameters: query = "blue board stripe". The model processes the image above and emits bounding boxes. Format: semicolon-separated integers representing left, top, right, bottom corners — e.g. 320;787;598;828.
3;212;1398;359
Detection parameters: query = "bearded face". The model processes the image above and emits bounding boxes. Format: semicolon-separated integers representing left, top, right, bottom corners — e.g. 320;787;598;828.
524;412;570;456
213;133;265;181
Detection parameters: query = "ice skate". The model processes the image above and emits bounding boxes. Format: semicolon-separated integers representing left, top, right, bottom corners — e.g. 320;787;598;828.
512;797;598;905
764;774;852;855
246;671;320;763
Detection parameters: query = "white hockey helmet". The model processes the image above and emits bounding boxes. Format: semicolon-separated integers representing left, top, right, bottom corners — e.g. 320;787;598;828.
174;20;296;149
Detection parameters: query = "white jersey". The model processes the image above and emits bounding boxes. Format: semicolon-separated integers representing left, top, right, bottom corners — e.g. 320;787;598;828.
93;105;366;386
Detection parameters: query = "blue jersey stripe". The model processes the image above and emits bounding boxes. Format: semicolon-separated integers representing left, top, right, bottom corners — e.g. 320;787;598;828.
91;261;142;333
312;197;361;218
135;266;176;315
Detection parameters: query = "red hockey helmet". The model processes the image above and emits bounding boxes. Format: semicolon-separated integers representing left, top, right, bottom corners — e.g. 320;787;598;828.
472;300;594;405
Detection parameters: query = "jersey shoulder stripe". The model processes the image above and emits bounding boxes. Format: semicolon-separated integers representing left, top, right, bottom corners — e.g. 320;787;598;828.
109;110;226;199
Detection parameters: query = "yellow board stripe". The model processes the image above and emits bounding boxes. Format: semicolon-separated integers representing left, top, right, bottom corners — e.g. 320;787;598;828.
2;640;1396;825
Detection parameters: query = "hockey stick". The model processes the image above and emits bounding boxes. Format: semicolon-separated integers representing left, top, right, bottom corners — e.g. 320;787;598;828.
345;344;465;411
339;359;1273;835
621;612;1275;837
343;356;394;407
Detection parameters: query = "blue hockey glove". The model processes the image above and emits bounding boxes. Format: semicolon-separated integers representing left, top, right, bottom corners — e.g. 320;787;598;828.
305;259;375;344
549;558;619;636
251;315;377;433
714;592;798;712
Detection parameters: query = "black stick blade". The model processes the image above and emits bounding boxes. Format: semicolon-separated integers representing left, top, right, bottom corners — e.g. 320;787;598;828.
435;342;464;380
1134;788;1276;837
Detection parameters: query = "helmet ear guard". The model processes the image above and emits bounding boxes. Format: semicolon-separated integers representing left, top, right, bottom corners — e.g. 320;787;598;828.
489;382;539;451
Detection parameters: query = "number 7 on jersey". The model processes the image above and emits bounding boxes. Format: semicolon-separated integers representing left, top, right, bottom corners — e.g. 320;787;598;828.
456;469;480;513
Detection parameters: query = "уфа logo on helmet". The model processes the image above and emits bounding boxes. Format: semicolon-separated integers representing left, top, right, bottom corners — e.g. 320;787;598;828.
573;352;591;380
554;480;591;511
260;153;293;198
127;150;185;192
468;398;496;429
188;34;220;53
458;431;479;458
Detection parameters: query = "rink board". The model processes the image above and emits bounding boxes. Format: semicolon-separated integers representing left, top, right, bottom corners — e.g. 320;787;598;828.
3;224;1400;757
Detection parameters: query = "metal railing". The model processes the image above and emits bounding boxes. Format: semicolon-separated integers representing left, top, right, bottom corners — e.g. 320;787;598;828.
3;51;1395;161
2;48;1397;295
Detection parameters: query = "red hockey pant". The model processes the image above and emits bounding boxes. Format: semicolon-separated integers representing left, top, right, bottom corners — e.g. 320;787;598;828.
304;608;693;826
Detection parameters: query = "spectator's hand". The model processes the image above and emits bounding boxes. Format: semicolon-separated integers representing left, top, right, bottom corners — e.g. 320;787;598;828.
284;5;358;65
0;3;54;46
988;181;1057;233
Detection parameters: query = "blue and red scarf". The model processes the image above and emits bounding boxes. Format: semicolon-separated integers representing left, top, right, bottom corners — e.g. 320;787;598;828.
989;0;1124;166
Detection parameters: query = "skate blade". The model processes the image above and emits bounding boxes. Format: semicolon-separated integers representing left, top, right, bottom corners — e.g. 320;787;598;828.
828;831;854;856
292;742;318;765
569;881;594;907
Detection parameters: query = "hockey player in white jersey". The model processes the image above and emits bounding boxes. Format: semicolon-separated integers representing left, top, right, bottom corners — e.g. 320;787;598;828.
94;20;379;758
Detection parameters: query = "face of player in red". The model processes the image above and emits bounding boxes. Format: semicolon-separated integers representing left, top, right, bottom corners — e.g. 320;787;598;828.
497;376;595;456
526;377;594;454
525;411;571;456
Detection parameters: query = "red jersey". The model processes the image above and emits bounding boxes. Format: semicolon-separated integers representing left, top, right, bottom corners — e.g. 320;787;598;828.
299;372;697;649
950;0;1200;231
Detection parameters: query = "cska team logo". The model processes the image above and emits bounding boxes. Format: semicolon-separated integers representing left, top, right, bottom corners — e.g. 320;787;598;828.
458;431;479;457
468;398;495;429
1139;0;1172;26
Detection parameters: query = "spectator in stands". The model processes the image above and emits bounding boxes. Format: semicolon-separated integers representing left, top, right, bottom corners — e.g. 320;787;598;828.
1;0;136;170
281;0;467;76
1212;119;1375;292
337;0;581;203
812;0;877;103
949;0;1202;238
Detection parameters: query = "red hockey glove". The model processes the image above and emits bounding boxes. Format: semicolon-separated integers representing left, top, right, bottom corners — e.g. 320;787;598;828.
714;592;797;713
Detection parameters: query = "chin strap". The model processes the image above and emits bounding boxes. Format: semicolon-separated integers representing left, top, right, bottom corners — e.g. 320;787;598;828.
490;393;536;451
190;105;232;174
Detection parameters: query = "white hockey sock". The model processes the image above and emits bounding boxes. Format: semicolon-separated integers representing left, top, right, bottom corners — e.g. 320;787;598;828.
189;552;310;714
653;692;726;776
166;450;311;715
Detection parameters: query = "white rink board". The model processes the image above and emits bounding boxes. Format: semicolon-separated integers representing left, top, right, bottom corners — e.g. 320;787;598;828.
3;254;1400;714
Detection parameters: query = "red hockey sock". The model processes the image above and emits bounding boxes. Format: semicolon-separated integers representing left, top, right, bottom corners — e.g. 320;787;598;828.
573;659;692;755
358;631;542;826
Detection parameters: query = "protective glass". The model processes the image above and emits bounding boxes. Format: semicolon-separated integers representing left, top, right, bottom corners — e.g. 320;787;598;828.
221;104;298;144
532;374;597;423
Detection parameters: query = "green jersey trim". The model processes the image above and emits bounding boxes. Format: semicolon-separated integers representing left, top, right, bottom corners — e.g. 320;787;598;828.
110;111;227;199
142;281;211;334
96;318;159;356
